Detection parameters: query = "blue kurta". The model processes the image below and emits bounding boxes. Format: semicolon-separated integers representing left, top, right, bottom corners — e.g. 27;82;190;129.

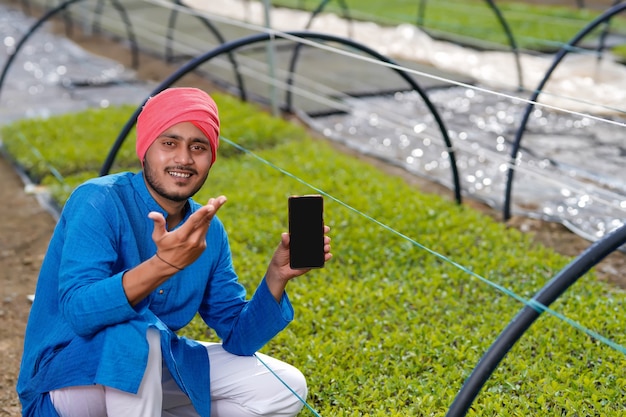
17;172;294;416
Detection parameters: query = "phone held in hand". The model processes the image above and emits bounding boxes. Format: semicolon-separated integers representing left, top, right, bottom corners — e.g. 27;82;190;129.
288;195;325;269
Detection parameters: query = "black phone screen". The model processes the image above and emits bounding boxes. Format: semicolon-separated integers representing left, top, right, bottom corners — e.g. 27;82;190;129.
288;195;325;269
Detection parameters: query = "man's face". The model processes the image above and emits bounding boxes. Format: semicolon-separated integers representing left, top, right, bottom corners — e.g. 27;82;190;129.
143;121;213;205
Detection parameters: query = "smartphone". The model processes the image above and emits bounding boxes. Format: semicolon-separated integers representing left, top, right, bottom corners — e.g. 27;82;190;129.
288;195;325;269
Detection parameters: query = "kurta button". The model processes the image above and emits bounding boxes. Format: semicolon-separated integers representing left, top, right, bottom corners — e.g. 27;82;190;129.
159;289;164;294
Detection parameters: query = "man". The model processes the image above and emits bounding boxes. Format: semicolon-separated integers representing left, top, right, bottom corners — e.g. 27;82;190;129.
17;87;332;416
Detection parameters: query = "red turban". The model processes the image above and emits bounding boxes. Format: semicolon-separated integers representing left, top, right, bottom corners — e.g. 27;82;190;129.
136;87;220;166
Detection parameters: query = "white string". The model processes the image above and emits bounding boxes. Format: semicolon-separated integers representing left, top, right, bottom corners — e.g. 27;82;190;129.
143;0;626;124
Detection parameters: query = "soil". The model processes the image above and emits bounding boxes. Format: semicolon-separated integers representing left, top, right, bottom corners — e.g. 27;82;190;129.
0;1;625;415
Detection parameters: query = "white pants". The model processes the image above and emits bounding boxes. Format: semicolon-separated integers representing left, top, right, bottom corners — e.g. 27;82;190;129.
49;330;307;417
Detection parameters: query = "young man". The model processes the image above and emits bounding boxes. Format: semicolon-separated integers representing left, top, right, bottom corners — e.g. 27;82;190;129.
17;87;332;417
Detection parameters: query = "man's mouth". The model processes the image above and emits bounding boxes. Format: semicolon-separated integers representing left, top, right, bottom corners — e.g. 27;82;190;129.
168;170;192;179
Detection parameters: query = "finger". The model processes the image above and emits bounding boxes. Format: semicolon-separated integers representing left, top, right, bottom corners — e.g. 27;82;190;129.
206;195;227;216
200;195;227;222
148;211;166;229
182;196;228;234
323;225;330;233
148;211;167;241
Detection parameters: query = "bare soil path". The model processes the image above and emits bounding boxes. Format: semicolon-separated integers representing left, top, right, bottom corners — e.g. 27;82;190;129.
0;156;56;416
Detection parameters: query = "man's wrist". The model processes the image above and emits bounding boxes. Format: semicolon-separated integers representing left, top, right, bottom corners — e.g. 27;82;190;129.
154;252;184;271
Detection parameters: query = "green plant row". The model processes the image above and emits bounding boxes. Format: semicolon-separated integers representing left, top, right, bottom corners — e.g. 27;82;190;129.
1;97;625;415
272;0;626;58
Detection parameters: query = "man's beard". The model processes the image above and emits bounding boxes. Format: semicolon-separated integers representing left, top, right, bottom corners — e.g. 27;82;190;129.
143;158;208;203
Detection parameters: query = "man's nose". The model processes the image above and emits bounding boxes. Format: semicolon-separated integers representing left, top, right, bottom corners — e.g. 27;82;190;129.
173;147;193;164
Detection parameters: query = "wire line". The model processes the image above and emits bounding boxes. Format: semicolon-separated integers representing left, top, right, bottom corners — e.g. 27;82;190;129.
220;135;626;357
254;353;323;417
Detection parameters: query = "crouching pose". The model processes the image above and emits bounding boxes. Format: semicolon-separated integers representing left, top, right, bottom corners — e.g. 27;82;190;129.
17;87;332;417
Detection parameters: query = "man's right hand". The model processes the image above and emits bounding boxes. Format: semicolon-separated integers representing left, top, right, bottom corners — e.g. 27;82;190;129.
149;195;227;270
122;196;227;306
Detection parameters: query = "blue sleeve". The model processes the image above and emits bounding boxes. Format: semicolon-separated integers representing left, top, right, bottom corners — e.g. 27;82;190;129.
198;222;293;355
221;278;294;355
57;185;141;337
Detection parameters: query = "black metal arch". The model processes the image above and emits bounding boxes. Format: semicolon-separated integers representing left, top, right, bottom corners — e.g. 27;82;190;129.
164;0;247;101
416;0;524;90
165;0;226;63
281;33;462;204
503;2;626;221
99;31;462;207
594;1;624;63
302;0;353;38
89;0;138;68
306;0;523;91
446;222;626;416
51;0;138;63
0;0;139;102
